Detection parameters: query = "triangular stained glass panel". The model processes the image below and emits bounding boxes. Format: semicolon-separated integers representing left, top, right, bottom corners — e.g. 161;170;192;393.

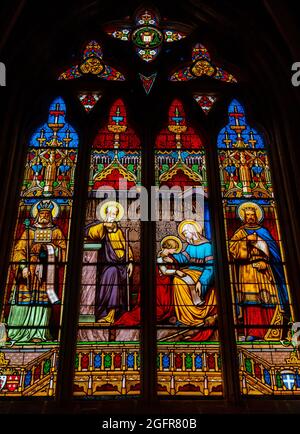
139;73;157;94
78;92;102;113
194;95;217;115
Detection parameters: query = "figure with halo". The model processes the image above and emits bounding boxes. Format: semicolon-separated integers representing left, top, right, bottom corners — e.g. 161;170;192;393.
164;220;217;331
229;202;290;341
7;200;66;343
86;201;134;325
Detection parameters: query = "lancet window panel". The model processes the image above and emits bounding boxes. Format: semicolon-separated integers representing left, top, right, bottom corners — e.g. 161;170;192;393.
74;99;142;398
217;100;300;396
154;99;223;397
0;97;78;397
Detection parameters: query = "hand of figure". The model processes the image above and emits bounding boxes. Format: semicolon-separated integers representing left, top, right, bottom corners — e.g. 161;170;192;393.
176;270;186;277
163;256;173;263
22;267;30;279
195;281;202;296
103;222;113;228
127;262;133;277
247;233;257;242
253;261;267;270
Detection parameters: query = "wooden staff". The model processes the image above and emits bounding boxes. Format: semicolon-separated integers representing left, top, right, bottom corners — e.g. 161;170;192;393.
125;227;130;312
24;218;31;293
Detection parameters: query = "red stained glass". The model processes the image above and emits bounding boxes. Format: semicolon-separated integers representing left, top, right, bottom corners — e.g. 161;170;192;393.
175;354;183;369
93;99;140;149
114;354;122;369
155;99;203;149
81;354;89;370
207;354;216;370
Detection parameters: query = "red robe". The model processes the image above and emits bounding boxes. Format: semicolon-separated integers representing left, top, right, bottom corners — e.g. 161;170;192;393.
114;266;175;326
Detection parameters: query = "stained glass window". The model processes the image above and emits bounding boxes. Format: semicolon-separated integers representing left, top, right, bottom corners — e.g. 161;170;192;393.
74;99;141;397
78;92;102;113
104;7;188;62
0;98;78;397
138;73;157;94
1;14;299;406
193;95;217;115
170;43;237;83
58;41;125;81
218;99;300;395
155;100;223;396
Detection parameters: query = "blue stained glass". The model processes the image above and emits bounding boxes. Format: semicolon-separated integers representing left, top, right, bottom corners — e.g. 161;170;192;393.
296;371;300;388
263;368;271;386
204;202;211;241
59;163;71;173
31;162;43;173
195;354;203;369
94;353;102;369
217;99;264;149
252;165;263;175
162;354;170;369
24;371;32;388
227;198;270;206
127;353;134;368
30;97;79;148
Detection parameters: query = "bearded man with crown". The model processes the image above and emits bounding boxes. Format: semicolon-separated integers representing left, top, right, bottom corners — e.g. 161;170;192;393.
229;202;290;342
7;200;66;343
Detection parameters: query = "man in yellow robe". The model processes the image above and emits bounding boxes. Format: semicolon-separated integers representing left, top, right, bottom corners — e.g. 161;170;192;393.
229;203;289;341
86;202;133;325
7;200;66;343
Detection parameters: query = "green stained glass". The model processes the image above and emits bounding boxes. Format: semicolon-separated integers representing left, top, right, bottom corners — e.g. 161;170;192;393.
185;354;193;369
43;359;51;375
276;372;283;388
104;354;112;369
245;358;252;374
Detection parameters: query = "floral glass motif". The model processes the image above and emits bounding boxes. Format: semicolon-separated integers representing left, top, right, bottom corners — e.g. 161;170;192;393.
154;100;223;396
78;92;102;113
194;95;217;115
218;100;300;395
58;41;125;81
74;99;142;397
0;97;78;397
104;8;188;62
170;43;237;83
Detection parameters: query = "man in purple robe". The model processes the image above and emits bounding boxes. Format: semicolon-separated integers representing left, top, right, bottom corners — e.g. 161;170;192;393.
86;204;133;325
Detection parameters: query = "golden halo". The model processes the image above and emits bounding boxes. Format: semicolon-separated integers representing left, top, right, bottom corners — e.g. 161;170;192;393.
98;201;125;222
160;236;182;253
177;220;203;240
31;200;59;219
237;202;263;223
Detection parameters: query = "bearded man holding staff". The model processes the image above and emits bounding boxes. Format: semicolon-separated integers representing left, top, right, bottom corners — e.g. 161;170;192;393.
86;201;133;325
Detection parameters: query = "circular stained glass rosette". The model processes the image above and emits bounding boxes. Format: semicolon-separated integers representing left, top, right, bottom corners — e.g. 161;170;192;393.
190;60;215;78
132;26;163;49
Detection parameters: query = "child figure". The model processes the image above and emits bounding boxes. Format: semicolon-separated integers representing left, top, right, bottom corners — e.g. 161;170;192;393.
157;237;186;278
162;237;205;307
156;236;186;323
